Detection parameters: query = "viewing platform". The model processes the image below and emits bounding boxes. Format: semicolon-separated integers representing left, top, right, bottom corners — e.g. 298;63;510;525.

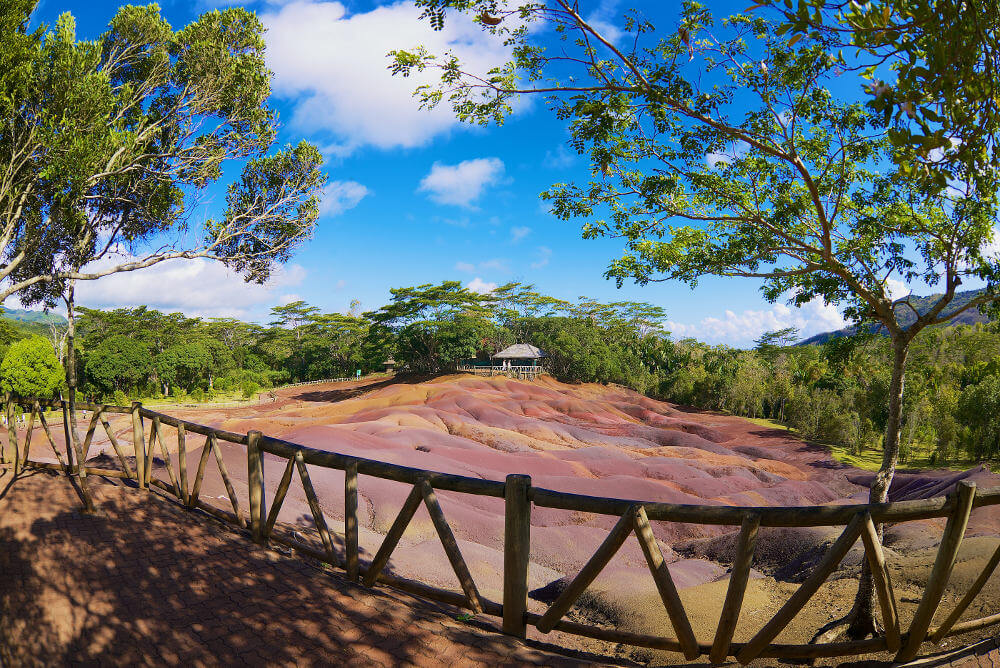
456;364;546;380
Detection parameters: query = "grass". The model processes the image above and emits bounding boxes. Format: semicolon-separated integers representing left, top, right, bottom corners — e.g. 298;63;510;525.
742;416;968;472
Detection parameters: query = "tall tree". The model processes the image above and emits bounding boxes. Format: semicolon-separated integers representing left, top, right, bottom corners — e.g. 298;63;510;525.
3;2;325;510
393;0;1000;639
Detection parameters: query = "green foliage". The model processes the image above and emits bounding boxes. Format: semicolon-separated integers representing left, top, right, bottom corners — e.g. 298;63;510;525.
1;1;325;309
84;335;151;396
0;336;64;398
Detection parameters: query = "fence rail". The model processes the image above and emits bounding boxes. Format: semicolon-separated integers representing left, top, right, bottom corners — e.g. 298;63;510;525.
2;394;999;663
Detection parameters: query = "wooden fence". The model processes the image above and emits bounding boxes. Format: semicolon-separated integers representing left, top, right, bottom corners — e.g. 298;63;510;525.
2;396;1000;663
456;365;545;380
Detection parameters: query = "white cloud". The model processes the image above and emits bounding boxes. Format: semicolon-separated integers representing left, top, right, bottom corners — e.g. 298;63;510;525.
454;261;476;273
465;277;497;294
319;180;370;217
510;226;531;243
885;277;910;301
74;256;308;320
262;1;518;155
530;246;552;269
666;297;846;347
418;157;505;208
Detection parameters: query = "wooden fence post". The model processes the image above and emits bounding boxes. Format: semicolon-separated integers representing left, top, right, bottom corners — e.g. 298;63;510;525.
503;474;532;638
247;430;265;543
131;402;146;489
345;460;360;581
4;394;16;473
897;480;977;662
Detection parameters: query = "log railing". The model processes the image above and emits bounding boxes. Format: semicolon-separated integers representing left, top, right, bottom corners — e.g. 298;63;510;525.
2;395;1000;663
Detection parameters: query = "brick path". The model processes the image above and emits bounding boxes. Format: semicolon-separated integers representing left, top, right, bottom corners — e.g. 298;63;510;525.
0;469;611;667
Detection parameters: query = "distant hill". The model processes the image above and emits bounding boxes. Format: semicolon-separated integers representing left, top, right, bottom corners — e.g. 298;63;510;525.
800;288;991;345
0;306;66;326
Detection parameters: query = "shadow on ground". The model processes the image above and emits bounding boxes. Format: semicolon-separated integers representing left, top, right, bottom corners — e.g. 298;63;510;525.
0;470;620;666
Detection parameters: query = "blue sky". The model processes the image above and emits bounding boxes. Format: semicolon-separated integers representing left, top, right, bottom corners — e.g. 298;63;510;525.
29;0;851;346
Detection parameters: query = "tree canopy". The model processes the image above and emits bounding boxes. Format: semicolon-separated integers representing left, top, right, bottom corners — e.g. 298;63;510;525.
0;336;64;397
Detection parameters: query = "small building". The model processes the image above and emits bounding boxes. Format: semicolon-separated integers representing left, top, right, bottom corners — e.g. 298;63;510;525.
493;344;547;368
383;357;397;374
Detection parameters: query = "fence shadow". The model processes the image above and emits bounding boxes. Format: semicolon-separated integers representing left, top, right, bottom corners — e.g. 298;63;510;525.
0;475;623;666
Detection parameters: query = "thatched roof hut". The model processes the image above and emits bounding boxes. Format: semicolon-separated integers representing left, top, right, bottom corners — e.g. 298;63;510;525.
493;344;547;361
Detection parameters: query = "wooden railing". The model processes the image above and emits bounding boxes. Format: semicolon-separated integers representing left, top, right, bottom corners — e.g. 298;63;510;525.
456;365;545;379
2;396;1000;663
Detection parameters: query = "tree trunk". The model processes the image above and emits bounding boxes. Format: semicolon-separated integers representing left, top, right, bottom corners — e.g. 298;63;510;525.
847;337;908;638
64;282;95;512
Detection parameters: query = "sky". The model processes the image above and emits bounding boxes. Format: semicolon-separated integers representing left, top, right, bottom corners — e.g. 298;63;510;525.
22;0;860;346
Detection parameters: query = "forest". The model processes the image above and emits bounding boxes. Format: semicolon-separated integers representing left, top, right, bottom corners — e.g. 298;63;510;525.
1;279;998;468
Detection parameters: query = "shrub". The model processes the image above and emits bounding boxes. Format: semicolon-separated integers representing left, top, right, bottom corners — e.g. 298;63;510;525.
241;380;260;400
113;389;128;406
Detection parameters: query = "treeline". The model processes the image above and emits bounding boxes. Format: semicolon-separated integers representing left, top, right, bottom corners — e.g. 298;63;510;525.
64;281;670;403
662;324;1000;464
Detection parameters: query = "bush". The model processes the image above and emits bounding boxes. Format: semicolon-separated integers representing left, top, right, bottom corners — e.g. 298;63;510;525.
0;337;65;398
241;380;260;400
113;389;128;406
190;388;205;402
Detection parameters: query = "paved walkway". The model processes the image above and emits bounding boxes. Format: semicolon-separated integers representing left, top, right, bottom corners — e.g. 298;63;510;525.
0;470;607;667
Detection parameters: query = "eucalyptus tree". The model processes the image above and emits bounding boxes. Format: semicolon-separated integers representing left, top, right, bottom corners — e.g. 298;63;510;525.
393;0;1000;639
2;2;325;509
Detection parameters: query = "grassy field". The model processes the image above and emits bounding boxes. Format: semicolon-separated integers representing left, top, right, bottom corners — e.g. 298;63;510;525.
742;416;970;472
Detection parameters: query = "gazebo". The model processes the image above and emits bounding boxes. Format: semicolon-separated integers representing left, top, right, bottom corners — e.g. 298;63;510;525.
493;343;547;368
457;344;548;378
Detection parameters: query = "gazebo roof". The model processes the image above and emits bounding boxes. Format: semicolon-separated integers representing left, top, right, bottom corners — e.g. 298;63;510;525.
494;343;547;359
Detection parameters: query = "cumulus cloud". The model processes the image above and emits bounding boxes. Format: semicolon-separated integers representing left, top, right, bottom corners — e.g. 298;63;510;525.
530;246;552;269
418;158;505;207
318;180;370;217
885;277;911;301
465;277;497;294
74;256;308;320
262;1;518;155
666;297;846;347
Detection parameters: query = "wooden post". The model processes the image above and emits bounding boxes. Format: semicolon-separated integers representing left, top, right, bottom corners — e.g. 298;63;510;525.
363;483;424;587
345;460;360;581
860;513;901;652
710;513;760;662
634;505;699;660
131;402;147;489
5;395;18;474
247;430;265;543
897;481;977;662
0;394;6;465
177;423;189;505
503;474;531;638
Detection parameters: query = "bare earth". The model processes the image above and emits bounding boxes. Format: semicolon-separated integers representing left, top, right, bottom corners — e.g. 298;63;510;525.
25;373;1000;665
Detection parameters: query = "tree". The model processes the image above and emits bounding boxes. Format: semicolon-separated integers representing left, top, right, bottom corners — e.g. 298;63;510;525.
83;334;151;397
3;3;325;510
765;0;1000;196
0;336;64;398
2;4;325;304
393;1;1000;640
